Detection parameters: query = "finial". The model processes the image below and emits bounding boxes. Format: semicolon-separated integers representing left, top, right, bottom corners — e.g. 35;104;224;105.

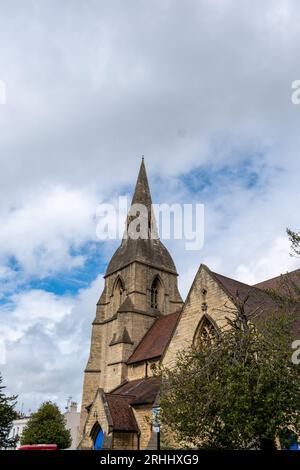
142;155;144;161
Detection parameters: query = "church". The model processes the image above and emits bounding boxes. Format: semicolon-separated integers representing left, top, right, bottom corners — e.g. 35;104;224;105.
78;160;299;450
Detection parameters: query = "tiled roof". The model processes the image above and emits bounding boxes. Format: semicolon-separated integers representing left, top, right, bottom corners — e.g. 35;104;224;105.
105;394;139;432
127;311;180;364
210;267;300;332
104;377;161;433
254;268;300;294
211;270;278;319
254;269;300;334
111;376;161;405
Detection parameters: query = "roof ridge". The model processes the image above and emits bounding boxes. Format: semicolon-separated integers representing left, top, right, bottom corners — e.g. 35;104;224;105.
254;268;300;286
106;392;137;398
212;270;273;297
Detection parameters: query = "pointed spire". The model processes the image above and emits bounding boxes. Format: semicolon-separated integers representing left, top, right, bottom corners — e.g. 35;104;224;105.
131;157;152;213
105;158;177;276
124;157;158;240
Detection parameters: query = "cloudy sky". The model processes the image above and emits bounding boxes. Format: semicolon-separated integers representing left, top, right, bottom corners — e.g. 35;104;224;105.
0;0;300;413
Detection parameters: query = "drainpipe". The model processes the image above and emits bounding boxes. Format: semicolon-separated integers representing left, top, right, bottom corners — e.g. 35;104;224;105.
137;432;141;450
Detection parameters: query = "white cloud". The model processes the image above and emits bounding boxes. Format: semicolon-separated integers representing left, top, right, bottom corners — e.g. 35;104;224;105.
235;236;299;285
0;186;99;279
12;290;72;329
1;275;103;412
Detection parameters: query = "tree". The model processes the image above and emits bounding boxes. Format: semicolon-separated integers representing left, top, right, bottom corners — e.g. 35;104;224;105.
287;228;300;257
159;301;300;449
21;401;71;449
0;373;17;449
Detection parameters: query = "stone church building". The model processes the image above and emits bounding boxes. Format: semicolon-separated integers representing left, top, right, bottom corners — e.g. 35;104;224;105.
78;160;299;450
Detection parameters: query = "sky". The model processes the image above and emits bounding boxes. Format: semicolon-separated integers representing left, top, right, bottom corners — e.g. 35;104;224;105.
0;0;300;414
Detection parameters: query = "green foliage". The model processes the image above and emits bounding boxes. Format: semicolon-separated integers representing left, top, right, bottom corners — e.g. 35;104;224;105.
21;401;71;449
0;373;18;449
159;303;300;449
287;228;300;257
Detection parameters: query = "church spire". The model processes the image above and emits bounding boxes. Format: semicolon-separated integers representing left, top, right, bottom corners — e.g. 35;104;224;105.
105;158;177;276
130;157;152;213
126;157;157;240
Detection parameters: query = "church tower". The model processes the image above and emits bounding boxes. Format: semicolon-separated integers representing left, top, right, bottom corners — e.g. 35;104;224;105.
79;159;183;438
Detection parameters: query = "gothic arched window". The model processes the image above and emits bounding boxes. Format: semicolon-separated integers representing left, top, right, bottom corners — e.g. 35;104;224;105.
150;276;163;311
113;277;125;311
194;315;217;348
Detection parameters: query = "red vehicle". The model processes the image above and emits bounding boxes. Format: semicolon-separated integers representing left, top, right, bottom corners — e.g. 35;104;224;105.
18;444;58;451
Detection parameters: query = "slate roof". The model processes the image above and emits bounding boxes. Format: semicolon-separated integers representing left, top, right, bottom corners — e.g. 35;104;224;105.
127;311;180;364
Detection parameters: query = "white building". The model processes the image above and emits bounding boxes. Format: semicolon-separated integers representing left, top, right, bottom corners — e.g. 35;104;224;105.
64;401;80;450
9;416;30;448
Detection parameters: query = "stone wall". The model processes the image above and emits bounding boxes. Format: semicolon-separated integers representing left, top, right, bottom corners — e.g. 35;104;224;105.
163;265;236;369
112;432;138;450
132;405;153;449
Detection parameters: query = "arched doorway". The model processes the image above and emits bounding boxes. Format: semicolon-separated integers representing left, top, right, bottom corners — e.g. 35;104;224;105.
90;422;104;450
